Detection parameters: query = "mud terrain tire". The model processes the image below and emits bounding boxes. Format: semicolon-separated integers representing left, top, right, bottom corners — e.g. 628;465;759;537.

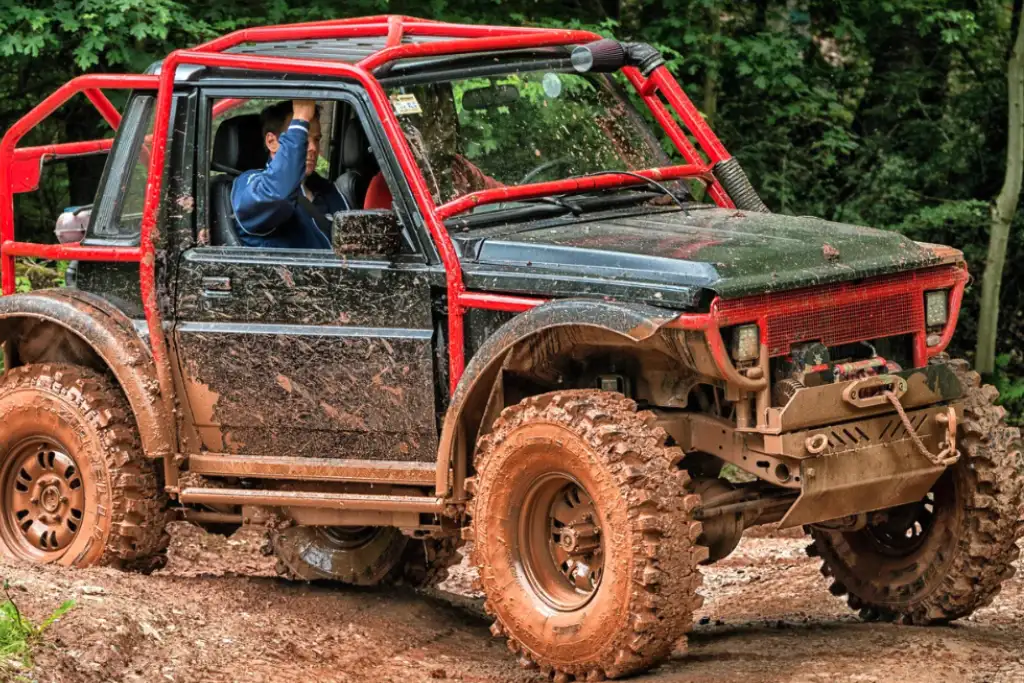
272;525;409;585
469;390;705;680
807;358;1024;623
0;364;167;567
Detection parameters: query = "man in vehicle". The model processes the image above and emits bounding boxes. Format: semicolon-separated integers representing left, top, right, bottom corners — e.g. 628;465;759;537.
232;99;348;248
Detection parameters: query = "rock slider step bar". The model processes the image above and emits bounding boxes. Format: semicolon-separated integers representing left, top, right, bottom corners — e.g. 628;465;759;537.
178;487;445;513
186;454;436;486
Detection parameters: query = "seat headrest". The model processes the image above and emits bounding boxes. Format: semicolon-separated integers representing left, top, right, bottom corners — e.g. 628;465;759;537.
212;114;267;175
341;118;370;169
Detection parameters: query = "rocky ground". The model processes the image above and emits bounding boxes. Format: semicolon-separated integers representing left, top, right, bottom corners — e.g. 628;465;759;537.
1;522;1022;683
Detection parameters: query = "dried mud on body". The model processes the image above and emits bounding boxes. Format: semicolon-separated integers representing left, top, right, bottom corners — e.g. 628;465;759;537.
1;524;1023;683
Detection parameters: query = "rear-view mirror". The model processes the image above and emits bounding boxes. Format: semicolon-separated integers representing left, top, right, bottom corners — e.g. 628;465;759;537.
461;84;520;111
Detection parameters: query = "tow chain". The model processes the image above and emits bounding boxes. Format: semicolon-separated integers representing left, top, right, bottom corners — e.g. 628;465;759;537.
884;390;960;467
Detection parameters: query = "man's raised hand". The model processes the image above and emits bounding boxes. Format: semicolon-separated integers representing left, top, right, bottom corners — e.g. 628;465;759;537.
292;99;317;123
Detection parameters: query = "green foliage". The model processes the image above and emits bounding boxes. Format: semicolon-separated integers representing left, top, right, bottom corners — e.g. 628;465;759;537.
0;580;75;675
995;353;1024;427
14;261;66;294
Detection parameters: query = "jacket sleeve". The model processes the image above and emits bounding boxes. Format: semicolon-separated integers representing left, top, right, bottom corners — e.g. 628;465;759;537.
231;120;310;237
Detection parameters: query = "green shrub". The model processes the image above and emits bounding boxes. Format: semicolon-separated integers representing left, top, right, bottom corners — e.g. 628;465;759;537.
0;581;74;678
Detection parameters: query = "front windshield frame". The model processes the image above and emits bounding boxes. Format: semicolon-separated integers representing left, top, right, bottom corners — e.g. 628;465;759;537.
379;57;715;220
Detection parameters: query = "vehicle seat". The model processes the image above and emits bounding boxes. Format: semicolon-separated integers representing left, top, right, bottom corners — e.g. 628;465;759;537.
210;114;267;247
364;172;393;210
334;111;377;209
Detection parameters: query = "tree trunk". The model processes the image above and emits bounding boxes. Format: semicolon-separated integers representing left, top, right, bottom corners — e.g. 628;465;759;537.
976;12;1024;373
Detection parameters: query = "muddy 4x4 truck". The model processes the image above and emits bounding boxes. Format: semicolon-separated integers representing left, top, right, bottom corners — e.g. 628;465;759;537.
0;15;1021;681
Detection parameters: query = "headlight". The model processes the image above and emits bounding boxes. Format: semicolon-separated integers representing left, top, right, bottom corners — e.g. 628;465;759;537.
925;290;949;327
730;324;760;362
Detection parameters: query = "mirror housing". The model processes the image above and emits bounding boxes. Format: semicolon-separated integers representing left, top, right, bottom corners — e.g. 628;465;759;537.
331;210;403;258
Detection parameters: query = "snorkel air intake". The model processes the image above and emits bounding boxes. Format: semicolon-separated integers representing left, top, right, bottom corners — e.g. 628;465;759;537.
572;39;770;213
571;40;664;76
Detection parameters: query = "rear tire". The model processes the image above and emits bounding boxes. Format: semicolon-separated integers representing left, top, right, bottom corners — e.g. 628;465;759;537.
0;364;168;567
470;390;705;680
807;359;1024;623
272;525;409;585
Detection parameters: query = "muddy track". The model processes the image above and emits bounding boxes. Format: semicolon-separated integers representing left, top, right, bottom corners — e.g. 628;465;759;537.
3;525;1024;682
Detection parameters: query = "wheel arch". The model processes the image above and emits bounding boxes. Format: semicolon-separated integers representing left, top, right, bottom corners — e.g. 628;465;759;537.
0;289;175;458
436;298;685;496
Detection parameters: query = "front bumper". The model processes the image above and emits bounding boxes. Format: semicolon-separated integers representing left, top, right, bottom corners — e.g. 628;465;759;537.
667;363;965;528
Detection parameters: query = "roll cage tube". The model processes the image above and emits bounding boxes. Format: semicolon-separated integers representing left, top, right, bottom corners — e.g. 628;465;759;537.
1;17;747;406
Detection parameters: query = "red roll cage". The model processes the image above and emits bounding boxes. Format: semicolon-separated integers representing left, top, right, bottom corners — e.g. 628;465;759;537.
0;15;962;407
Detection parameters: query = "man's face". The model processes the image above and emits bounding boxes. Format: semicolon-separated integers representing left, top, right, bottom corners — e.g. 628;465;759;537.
266;115;322;177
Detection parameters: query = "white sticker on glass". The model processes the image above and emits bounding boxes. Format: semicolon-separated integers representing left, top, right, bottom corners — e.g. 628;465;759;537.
391;93;423;116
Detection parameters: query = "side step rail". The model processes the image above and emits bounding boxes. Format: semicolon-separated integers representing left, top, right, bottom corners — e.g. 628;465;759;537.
178;487;445;513
186;453;436;487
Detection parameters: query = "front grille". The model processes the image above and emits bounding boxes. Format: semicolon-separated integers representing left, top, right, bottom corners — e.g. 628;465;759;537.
715;266;961;357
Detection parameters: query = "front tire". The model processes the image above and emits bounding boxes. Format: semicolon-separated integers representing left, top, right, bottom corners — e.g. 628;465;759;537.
808;359;1024;623
0;364;167;567
469;391;705;681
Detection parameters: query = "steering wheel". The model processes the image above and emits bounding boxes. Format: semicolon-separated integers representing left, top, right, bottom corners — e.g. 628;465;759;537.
518;157;574;185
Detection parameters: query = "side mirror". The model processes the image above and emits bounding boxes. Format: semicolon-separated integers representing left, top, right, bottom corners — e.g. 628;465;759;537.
331;210;403;258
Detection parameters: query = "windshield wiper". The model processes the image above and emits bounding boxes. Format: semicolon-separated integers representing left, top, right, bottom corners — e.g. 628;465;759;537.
574;170;691;216
444;202;574;231
521;196;583;216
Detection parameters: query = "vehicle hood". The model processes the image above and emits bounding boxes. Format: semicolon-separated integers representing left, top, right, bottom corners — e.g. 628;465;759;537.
453;207;944;303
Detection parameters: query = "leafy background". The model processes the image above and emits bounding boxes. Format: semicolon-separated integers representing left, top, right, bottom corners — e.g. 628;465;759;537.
2;0;1022;418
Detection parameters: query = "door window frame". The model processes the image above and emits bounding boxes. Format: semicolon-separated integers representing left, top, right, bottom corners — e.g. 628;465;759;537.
196;82;435;262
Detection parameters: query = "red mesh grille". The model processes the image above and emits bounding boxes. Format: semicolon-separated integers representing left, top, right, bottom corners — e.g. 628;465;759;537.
715;266;961;357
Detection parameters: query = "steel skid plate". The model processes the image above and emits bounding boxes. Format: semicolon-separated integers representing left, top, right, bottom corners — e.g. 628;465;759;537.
777;403;962;527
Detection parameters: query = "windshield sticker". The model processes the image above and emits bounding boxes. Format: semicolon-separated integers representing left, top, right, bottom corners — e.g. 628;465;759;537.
542;73;563;98
391;93;423;116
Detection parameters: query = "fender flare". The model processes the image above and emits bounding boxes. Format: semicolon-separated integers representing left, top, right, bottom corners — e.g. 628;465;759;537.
436;298;678;496
0;289;175;458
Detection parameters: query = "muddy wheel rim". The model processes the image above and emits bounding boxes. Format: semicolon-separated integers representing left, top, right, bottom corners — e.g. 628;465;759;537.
0;438;86;560
864;489;941;557
517;473;604;612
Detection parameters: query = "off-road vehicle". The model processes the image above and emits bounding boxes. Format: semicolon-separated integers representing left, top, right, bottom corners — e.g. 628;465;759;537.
0;16;1020;680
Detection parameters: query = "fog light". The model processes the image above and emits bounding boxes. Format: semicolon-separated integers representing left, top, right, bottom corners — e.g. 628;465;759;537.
925;290;949;327
730;324;760;362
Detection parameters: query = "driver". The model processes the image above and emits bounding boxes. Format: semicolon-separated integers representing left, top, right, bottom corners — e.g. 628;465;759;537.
232;100;348;249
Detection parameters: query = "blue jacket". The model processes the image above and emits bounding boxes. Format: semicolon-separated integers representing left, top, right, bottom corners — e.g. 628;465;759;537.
231;119;348;249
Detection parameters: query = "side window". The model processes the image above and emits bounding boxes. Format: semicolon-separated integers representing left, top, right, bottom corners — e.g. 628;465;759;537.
203;96;407;256
88;96;157;239
117;110;157;226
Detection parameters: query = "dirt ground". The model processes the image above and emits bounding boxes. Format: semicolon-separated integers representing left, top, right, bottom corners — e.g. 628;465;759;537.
2;522;1023;683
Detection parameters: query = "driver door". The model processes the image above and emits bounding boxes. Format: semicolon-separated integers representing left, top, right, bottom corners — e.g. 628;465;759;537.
173;88;442;463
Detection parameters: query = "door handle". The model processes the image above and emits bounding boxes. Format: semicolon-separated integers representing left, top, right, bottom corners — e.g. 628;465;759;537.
201;276;232;299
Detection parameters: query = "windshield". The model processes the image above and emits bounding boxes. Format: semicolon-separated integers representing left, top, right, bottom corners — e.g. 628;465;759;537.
386;69;675;209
